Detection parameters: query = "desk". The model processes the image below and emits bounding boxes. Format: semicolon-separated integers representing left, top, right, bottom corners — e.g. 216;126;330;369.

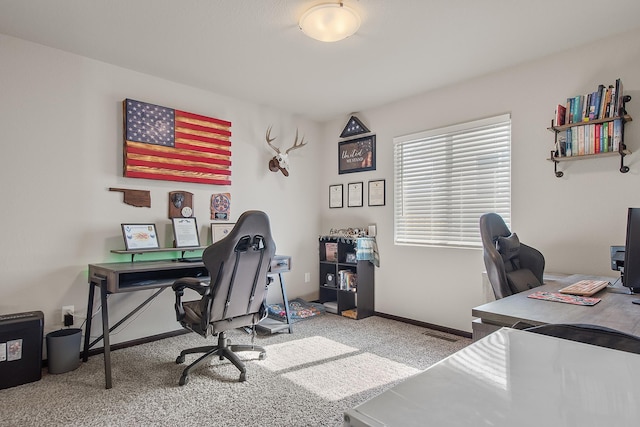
344;327;640;427
83;256;291;389
472;274;640;341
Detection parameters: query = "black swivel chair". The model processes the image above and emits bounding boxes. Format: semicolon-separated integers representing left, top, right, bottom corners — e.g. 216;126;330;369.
172;210;276;385
479;213;545;299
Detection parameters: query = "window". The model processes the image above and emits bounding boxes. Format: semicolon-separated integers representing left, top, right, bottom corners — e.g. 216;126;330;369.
394;114;511;248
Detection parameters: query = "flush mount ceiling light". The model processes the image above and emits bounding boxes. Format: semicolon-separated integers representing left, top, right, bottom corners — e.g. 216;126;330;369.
299;2;361;42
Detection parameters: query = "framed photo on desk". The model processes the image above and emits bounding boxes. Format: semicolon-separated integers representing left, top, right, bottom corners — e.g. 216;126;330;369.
172;217;200;248
121;223;159;250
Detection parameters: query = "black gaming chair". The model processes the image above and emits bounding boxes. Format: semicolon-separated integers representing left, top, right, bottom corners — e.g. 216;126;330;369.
479;213;545;299
172;210;276;385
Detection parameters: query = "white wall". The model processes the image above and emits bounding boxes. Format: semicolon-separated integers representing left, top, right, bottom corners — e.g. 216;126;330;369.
0;34;322;345
2;27;640;342
320;28;640;333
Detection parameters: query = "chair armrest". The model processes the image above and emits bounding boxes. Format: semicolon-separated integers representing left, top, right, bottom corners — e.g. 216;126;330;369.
172;277;209;322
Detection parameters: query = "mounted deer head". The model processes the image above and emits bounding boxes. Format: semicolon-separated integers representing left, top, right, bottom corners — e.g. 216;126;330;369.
265;126;307;177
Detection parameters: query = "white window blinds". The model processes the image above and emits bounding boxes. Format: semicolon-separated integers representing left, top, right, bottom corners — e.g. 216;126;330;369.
394;114;511;248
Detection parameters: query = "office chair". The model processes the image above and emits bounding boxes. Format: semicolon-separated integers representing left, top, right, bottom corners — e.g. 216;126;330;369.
525;323;640;354
172;210;276;385
479;213;545;299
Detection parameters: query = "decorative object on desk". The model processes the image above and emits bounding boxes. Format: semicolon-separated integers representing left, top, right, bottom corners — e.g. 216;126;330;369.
367;224;377;237
211;222;235;243
109;187;151;207
329;184;343;208
120;223;159;250
267;298;325;322
347;182;363;207
339;135;376;174
122;98;232;185
527;291;601;306
265;126;308;177
168;191;193;218
172;217;200;248
210;192;230;220
345;252;357;263
340;115;370;138
367;179;385;206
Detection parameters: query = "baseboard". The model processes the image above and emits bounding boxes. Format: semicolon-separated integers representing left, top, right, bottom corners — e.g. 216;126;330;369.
373;311;472;339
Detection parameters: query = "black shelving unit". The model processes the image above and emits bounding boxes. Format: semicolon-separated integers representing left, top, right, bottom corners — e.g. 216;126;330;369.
318;237;374;319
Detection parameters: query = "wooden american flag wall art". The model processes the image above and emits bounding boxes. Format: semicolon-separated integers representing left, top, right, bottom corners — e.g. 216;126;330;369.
123;99;232;185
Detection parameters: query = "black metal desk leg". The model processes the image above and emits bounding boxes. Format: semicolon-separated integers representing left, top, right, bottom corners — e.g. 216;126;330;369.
279;273;293;333
82;281;96;362
100;283;112;389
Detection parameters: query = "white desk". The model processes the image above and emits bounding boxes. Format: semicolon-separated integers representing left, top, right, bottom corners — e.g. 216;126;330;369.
344;328;640;427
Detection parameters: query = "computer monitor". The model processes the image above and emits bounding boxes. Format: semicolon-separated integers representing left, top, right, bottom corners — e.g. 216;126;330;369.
622;208;640;293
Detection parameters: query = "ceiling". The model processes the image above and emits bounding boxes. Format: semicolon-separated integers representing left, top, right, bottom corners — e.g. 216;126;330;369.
2;0;640;122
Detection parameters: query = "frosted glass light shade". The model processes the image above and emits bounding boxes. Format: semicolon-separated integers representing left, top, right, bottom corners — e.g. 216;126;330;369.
299;3;361;42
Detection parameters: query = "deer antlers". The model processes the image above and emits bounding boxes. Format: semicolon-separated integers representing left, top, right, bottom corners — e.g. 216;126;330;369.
265;126;308;176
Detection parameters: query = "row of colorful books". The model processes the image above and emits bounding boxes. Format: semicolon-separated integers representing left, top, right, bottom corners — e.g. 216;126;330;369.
557;119;623;157
555;78;625;126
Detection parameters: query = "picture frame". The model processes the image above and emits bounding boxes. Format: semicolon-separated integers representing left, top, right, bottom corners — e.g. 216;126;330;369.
329;184;343;208
338;135;376;174
211;222;235;243
172;217;200;248
348;182;364;207
346;252;357;263
368;179;386;206
121;223;160;250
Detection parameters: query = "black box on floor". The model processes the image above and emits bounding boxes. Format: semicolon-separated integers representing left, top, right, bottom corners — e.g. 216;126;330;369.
0;311;44;389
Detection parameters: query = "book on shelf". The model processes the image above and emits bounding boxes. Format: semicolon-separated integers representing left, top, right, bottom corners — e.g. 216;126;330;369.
577;126;584;156
613;119;622;151
614;78;624;117
555;104;566;126
557;133;567;157
558;82;629;123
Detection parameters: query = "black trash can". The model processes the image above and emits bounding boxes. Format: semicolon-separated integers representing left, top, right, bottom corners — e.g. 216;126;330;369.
46;328;81;374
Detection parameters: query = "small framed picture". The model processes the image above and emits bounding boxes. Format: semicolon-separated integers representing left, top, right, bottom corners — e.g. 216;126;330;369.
368;179;386;206
338;135;376;174
211;223;235;243
346;252;357;263
172;217;200;248
348;182;363;207
121;224;160;250
329;184;343;208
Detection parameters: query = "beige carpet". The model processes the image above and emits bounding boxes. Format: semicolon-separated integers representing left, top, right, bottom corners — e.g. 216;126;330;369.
0;314;470;427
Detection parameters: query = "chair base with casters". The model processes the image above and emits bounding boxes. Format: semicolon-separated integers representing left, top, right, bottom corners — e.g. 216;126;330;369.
175;330;266;385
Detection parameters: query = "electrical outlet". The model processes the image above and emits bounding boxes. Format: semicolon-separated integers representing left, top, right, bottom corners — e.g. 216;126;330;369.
305;272;311;283
61;305;74;324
